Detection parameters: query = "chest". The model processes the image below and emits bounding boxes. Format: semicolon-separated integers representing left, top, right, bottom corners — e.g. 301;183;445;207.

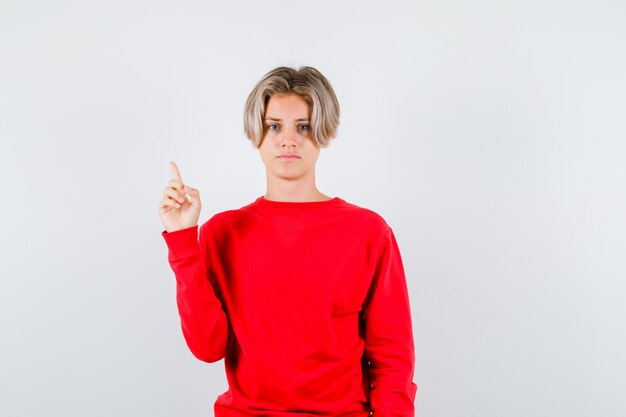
213;223;375;323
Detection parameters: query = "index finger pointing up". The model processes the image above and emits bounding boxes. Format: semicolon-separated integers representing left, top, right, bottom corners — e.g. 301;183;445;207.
169;160;183;183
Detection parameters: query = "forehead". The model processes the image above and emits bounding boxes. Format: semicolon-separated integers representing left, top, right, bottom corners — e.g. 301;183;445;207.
265;93;310;116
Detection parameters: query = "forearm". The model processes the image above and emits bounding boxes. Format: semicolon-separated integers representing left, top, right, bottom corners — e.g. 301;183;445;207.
163;225;229;363
364;228;418;416
366;331;417;416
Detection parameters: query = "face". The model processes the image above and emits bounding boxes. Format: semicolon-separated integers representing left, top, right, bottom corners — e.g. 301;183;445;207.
258;93;321;182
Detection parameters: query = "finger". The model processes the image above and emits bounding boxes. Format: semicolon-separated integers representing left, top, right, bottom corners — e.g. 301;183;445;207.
163;188;186;204
167;179;184;191
184;186;198;195
160;197;181;210
169;161;183;183
166;183;190;204
183;186;199;203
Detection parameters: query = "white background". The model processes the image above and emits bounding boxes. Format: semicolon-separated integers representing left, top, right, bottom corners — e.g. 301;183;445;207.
1;1;625;416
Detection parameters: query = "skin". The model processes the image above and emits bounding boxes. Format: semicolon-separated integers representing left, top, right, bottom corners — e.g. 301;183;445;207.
159;93;331;233
258;93;332;202
159;161;201;233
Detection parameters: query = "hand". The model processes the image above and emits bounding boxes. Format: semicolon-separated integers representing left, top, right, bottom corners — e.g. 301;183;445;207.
158;161;202;233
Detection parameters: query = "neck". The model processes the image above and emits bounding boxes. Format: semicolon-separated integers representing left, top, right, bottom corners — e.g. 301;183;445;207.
264;172;331;202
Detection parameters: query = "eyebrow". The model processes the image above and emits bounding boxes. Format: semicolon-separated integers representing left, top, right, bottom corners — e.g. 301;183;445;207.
264;117;310;122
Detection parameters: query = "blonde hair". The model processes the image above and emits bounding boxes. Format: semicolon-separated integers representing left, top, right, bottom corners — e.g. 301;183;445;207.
244;66;340;148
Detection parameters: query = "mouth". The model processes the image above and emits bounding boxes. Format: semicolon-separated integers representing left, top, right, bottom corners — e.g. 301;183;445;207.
278;154;300;160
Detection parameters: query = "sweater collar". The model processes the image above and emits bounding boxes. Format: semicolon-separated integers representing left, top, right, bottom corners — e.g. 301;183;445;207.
254;196;343;210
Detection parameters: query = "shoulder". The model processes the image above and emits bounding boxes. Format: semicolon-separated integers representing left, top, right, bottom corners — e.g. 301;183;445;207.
337;198;393;237
199;201;257;236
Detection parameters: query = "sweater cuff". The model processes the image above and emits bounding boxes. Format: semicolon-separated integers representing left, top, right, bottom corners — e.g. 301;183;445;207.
161;225;200;260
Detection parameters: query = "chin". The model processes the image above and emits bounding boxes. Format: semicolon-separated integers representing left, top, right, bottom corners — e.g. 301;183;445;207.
277;173;303;181
272;169;305;180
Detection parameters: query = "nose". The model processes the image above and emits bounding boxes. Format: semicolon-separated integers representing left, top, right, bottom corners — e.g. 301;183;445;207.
279;126;299;149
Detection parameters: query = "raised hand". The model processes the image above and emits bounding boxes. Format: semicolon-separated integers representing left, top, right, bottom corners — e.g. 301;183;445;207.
159;161;202;232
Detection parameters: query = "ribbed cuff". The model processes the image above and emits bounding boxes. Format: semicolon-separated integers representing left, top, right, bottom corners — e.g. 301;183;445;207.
161;225;200;261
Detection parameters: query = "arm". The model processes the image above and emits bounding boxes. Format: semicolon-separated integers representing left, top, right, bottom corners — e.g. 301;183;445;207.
161;224;229;363
362;227;418;416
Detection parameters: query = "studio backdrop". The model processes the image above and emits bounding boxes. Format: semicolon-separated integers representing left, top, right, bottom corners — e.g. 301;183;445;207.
1;1;625;416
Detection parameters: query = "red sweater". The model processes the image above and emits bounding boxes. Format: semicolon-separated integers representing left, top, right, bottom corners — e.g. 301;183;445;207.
161;196;418;416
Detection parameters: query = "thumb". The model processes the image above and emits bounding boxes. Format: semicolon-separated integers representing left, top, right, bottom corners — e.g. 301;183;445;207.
184;185;198;195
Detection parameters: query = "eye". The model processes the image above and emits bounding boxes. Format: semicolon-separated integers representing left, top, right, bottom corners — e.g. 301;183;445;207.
298;124;310;131
267;123;279;131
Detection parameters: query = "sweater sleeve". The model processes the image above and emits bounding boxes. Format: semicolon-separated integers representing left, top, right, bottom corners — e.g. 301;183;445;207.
362;227;418;416
161;224;229;363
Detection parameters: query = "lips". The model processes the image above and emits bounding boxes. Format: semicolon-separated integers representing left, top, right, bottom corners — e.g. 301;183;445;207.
278;154;300;159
